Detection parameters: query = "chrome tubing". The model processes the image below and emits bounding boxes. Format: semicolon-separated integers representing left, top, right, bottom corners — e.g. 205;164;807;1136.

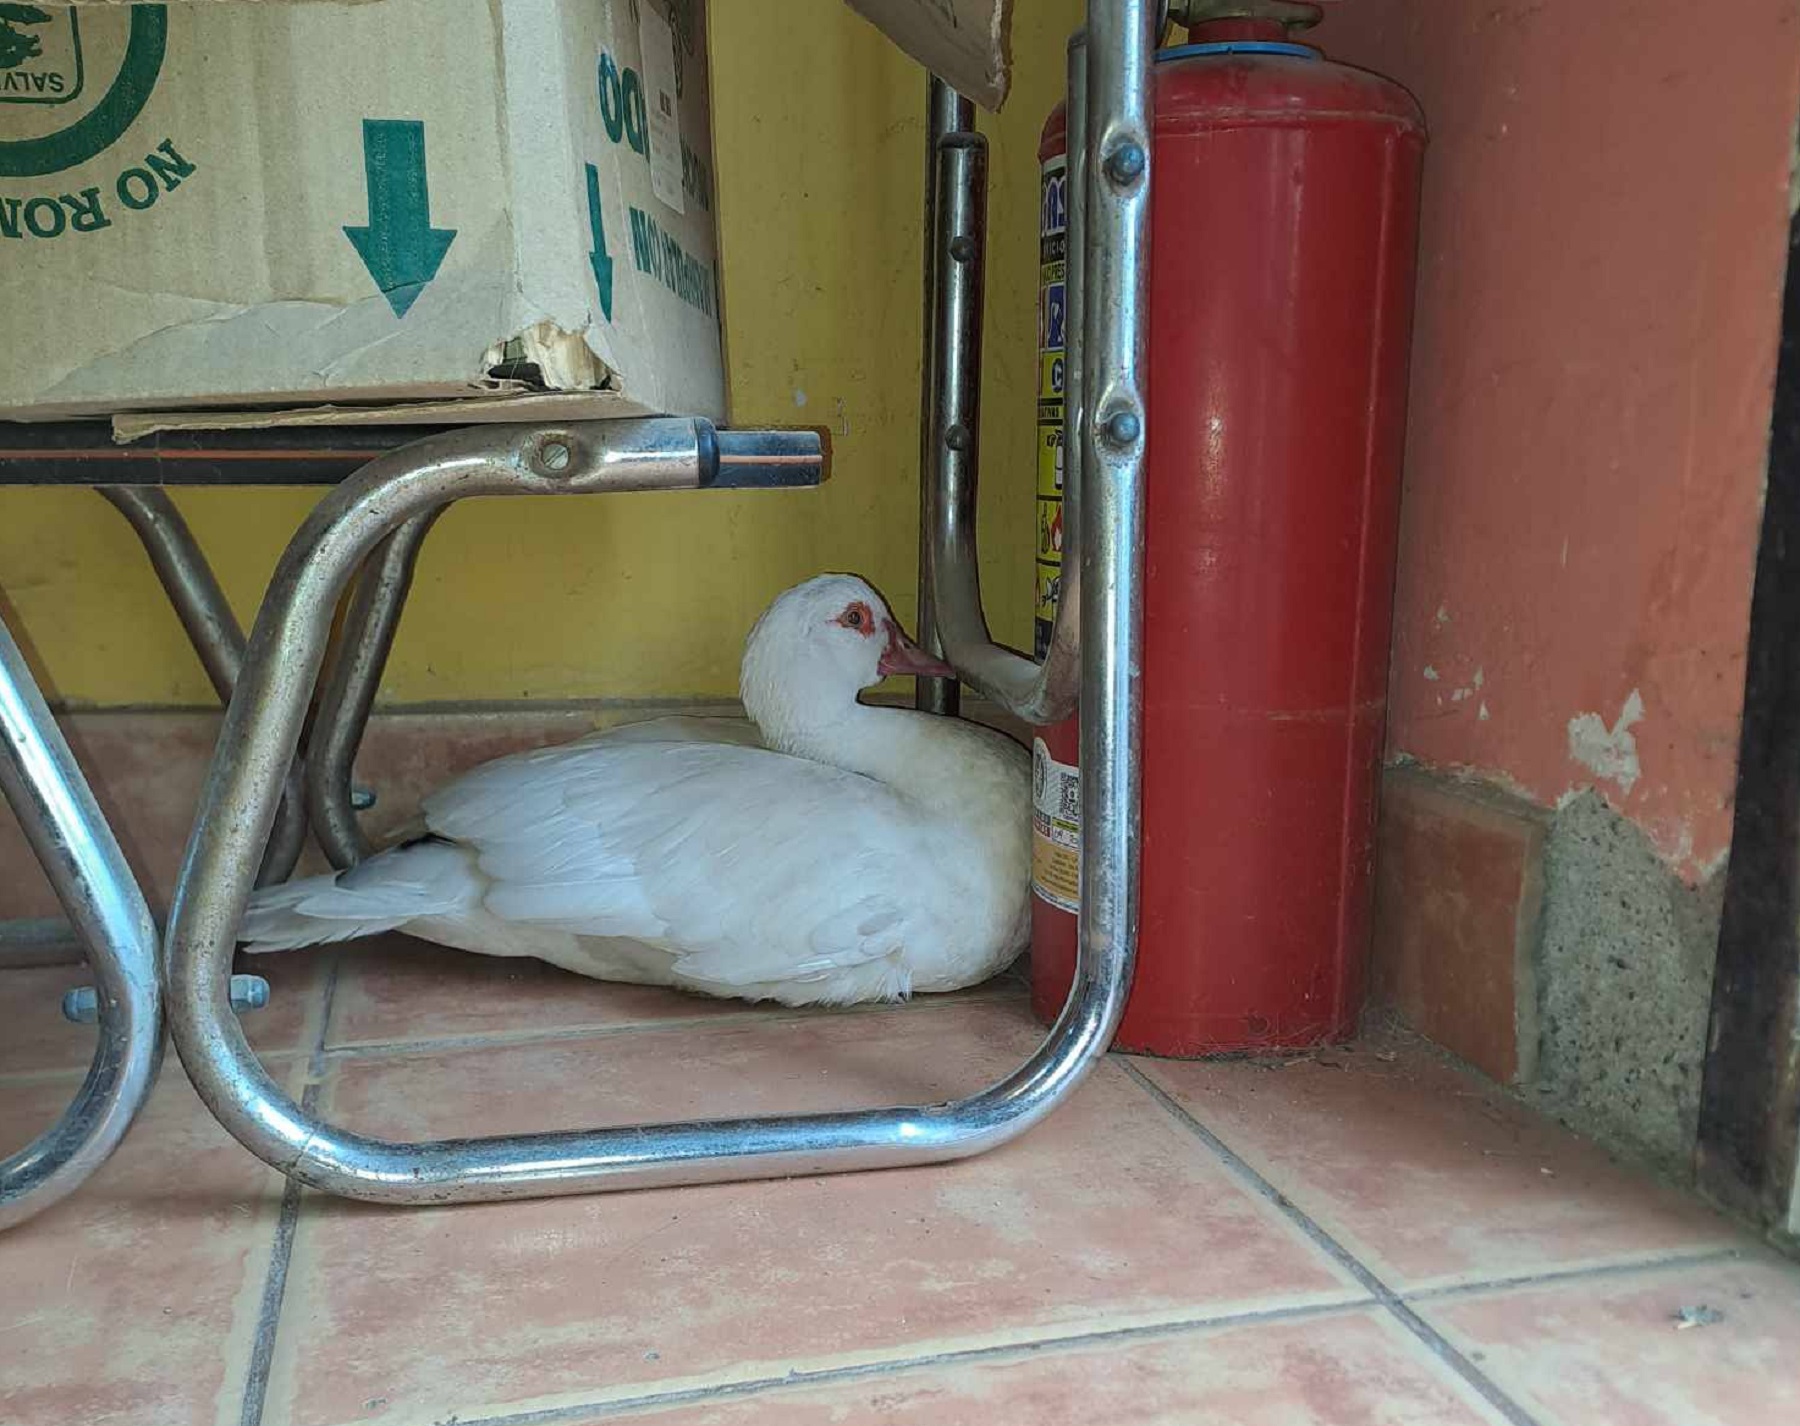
98;488;241;698
98;487;308;886
306;510;441;869
304;423;823;871
925;34;1090;727
0;617;162;1231
165;186;1149;1201
1074;0;1152;1065
915;77;976;718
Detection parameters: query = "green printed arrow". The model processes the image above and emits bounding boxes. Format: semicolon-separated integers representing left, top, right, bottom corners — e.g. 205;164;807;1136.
585;161;614;321
344;119;456;319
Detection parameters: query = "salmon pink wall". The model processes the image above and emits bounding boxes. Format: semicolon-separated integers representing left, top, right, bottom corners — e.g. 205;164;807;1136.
1316;0;1800;878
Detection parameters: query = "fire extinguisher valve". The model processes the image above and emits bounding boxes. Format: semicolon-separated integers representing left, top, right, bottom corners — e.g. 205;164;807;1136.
1168;1;1322;41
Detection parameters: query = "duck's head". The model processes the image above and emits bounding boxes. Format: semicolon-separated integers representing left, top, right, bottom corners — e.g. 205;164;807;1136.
740;574;953;737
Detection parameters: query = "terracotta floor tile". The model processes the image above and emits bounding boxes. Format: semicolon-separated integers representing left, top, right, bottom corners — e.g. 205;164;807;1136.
584;1307;1513;1425
0;1063;291;1426
322;935;749;1048
323;935;1025;1049
1135;1035;1741;1291
264;998;1359;1426
1420;1255;1800;1426
0;946;332;1078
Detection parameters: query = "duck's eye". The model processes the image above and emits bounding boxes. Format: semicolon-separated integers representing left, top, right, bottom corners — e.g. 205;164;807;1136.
844;608;864;629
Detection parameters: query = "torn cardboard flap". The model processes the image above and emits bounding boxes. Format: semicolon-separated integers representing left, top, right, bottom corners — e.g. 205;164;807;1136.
845;0;1013;111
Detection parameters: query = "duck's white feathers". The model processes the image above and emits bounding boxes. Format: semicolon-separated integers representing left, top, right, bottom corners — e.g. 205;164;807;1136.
239;574;1031;1007
240;837;484;946
241;719;1020;1005
429;733;953;987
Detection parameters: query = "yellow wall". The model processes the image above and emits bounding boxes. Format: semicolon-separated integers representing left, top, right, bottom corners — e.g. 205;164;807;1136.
0;0;1080;709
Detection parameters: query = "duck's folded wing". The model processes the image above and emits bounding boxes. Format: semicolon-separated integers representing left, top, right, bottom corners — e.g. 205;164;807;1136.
596;715;763;748
421;739;940;987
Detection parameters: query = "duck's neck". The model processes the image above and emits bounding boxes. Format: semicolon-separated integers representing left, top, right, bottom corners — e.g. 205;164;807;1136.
753;697;957;805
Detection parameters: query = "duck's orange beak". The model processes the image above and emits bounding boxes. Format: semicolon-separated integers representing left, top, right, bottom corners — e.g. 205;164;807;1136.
879;621;956;679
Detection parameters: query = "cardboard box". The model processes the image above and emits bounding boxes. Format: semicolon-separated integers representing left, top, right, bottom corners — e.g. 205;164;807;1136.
0;0;725;420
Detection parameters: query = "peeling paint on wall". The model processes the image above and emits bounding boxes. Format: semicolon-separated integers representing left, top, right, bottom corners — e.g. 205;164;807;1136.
1567;689;1645;795
1325;0;1795;884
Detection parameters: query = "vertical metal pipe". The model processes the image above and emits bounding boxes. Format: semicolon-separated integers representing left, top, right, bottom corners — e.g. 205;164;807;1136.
915;77;976;717
932;133;991;716
936;0;1150;1128
0;616;161;1230
916;42;1084;727
306;509;441;869
97;487;308;885
1075;0;1153;1051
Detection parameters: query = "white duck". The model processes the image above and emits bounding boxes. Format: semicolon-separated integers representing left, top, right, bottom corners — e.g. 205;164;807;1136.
241;574;1032;1006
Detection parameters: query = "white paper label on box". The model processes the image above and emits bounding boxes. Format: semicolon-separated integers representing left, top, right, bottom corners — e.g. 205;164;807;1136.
638;2;685;216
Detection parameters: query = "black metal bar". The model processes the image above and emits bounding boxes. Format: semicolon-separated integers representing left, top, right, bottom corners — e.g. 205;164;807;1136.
1698;203;1800;1244
0;422;830;489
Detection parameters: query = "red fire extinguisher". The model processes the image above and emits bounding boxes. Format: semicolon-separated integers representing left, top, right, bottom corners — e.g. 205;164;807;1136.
1029;2;1427;1055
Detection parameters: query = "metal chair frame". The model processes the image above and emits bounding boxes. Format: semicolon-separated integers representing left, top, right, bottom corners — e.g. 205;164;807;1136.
0;618;162;1230
0;0;1151;1220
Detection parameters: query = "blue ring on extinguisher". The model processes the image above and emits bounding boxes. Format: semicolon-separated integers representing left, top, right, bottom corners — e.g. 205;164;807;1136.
1157;41;1320;61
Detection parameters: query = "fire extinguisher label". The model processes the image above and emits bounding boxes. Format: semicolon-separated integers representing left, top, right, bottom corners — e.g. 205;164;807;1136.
1031;736;1080;912
1034;152;1069;662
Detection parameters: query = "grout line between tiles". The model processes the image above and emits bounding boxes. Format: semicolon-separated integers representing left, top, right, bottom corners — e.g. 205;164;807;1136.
0;1048;309;1090
0;1063;122;1088
1119;1061;1547;1426
237;957;341;1426
407;1298;1370;1426
1404;1245;1748;1303
325;1010;803;1061
236;1111;308;1426
321;982;1024;1061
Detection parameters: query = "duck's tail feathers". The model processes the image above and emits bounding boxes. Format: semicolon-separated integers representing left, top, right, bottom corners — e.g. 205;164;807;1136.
240;835;484;953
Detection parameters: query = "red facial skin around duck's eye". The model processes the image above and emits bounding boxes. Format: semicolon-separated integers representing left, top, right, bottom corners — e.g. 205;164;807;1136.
835;601;878;636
